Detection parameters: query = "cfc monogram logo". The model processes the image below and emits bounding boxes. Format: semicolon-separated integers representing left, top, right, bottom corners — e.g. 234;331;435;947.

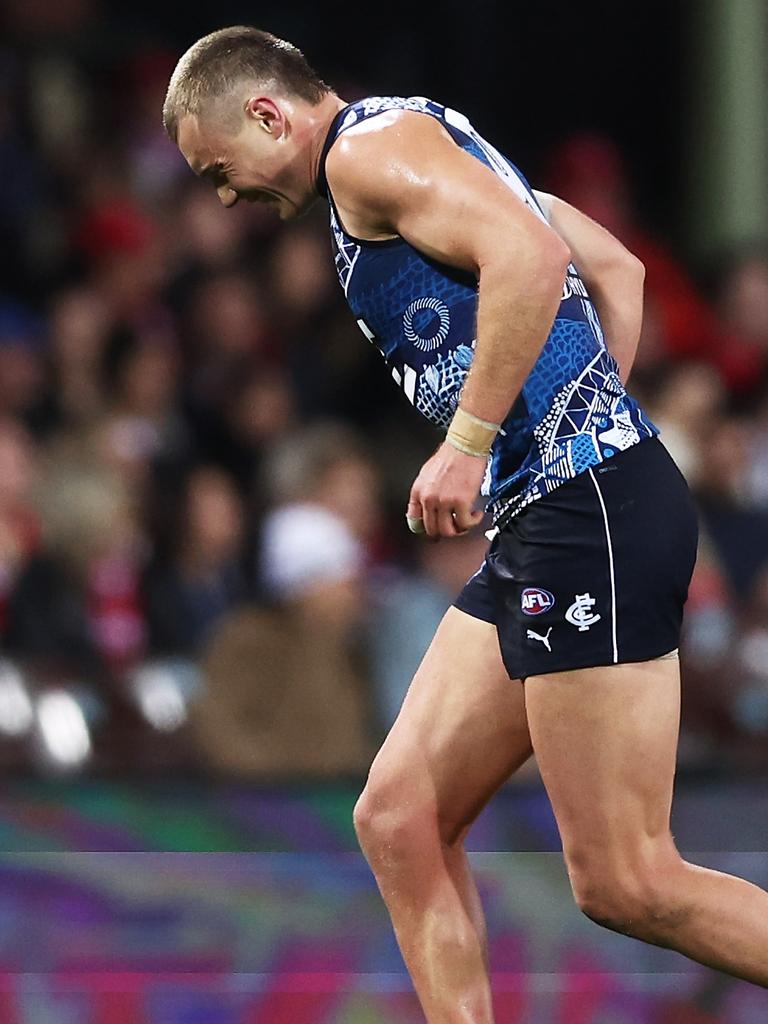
565;593;601;632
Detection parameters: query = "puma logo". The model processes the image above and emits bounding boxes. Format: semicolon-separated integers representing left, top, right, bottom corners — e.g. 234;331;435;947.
526;627;552;652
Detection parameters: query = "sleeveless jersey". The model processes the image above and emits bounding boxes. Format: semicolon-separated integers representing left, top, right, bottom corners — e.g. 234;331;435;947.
315;96;658;530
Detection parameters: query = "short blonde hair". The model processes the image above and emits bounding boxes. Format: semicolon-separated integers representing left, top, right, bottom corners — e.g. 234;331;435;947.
163;25;330;142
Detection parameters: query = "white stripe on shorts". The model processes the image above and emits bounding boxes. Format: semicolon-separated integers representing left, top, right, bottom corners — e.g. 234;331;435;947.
588;468;618;663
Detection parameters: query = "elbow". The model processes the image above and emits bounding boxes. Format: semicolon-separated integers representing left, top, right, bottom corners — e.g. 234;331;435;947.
588;250;644;297
537;223;571;273
554;237;572;277
478;231;571;293
538;234;571;293
624;250;645;281
552;233;572;269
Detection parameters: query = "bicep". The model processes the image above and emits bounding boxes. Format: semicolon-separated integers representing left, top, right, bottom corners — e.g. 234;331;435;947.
395;152;566;275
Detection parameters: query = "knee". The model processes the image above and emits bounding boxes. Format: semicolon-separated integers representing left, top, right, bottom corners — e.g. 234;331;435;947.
567;843;690;939
571;874;647;934
353;784;434;867
351;788;380;847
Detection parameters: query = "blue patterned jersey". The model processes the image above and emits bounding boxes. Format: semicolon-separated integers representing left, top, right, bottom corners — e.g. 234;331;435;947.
316;96;658;529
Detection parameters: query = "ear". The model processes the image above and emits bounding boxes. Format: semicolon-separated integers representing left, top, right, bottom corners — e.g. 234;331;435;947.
244;96;286;139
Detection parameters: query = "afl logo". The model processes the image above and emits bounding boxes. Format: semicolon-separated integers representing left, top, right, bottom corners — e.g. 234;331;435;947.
521;587;555;616
403;297;451;352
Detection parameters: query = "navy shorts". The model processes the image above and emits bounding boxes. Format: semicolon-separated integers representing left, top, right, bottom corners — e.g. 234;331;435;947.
453;437;699;680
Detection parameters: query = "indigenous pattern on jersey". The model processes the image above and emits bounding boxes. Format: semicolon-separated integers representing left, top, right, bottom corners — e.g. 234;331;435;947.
315;96;658;529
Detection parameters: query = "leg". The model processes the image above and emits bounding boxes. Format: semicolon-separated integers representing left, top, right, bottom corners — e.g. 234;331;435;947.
354;606;532;1023
525;657;768;986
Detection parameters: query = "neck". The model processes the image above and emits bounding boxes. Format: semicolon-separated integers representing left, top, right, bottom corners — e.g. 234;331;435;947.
306;93;348;194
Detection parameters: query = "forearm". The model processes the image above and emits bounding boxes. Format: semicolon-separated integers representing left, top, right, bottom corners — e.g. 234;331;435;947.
585;262;645;384
458;251;568;426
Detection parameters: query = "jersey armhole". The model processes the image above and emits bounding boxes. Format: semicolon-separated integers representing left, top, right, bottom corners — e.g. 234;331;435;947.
325;181;404;249
322;107;459;250
323;144;405;249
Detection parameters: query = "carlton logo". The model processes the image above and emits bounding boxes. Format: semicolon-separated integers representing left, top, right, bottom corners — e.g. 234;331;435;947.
521;588;555;615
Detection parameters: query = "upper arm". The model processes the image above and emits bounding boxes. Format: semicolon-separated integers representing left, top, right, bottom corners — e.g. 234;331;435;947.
532;190;644;284
325;112;570;277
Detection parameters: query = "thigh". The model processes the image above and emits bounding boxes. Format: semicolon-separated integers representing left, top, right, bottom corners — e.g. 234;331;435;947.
524;658;681;870
363;606;532;843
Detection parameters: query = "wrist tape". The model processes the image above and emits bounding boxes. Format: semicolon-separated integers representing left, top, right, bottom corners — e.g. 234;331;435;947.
446;407;501;458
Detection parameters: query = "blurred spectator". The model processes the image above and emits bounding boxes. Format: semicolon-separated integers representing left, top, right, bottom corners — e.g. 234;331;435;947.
185;269;272;370
259;502;364;613
0;418;41;635
694;416;768;596
682;535;737;678
181;270;278;461
98;324;190;485
259;419;387;558
366;528;491;733
716;248;768;351
170;184;253;276
710;247;768;403
269;217;338;332
6;442;147;680
33;286;112;434
218;364;299;503
0;303;47;426
0;56;46;300
731;567;768;739
190;503;376;778
76;187;168;321
743;392;768;507
143;465;248;659
640;361;725;486
121;49;189;206
2;438;151;774
677;534;739;762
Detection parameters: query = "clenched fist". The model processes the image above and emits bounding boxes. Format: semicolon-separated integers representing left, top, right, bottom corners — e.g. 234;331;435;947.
406;441;487;540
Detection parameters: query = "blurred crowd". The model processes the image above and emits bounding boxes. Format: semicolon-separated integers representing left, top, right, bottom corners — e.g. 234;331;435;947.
1;2;768;780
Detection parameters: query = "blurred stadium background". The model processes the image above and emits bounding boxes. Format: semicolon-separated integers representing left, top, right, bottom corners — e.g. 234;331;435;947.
1;0;768;1020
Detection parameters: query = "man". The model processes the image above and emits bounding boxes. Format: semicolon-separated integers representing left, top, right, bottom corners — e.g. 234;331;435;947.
164;26;768;1022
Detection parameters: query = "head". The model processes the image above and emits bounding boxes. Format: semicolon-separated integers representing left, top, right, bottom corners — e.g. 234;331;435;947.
717;249;768;348
183;466;245;565
164;26;339;219
37;458;137;573
260;501;365;631
0;417;37;510
262;420;382;543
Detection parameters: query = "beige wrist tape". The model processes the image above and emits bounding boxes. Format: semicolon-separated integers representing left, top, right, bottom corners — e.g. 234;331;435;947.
446;407;501;457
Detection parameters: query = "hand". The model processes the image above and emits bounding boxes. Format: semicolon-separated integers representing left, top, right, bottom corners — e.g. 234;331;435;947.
407;441;487;540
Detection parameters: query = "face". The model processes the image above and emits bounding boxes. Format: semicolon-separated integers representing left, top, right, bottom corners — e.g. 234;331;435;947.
177;97;315;220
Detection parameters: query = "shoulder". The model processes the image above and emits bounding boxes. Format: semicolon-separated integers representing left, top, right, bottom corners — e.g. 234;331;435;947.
325;107;456;200
329;106;452;161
